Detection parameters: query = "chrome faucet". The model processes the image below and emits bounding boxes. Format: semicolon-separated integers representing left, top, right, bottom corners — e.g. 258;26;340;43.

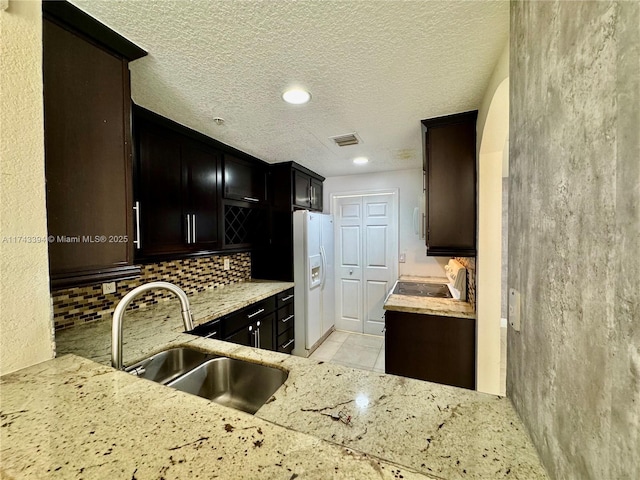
111;281;195;370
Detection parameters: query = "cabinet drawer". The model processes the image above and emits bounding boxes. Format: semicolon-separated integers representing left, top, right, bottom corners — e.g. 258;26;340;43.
277;303;295;336
276;288;294;308
225;296;276;335
277;328;295;354
190;318;222;340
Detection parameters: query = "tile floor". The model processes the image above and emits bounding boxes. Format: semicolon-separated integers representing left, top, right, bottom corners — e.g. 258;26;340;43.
309;327;509;396
309;330;385;373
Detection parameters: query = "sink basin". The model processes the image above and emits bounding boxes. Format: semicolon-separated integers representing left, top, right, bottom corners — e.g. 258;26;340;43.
167;357;288;414
125;347;213;384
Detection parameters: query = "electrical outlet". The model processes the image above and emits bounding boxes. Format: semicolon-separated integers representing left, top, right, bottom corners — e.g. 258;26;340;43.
102;282;116;295
399;253;406;263
508;288;521;332
223;258;230;270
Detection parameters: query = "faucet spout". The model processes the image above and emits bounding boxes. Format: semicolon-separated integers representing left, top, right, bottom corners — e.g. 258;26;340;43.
111;281;194;370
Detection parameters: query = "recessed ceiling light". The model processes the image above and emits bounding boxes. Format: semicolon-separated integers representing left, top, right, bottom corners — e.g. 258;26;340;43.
282;88;311;105
353;157;369;165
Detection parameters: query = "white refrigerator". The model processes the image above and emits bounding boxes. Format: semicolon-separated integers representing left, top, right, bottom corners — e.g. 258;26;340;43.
292;210;335;357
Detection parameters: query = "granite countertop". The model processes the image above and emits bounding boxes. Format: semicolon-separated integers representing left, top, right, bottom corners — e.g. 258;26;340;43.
5;279;548;479
55;279;294;366
384;275;476;319
0;355;433;480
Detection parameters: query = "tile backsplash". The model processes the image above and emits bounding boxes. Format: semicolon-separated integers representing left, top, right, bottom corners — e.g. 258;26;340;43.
454;256;476;308
52;253;251;331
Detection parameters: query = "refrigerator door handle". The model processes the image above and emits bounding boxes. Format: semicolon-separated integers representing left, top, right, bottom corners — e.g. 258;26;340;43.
320;245;327;289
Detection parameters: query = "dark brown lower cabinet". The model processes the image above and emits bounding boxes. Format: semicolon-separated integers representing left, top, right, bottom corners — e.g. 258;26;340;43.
189;290;293;353
385;310;476;390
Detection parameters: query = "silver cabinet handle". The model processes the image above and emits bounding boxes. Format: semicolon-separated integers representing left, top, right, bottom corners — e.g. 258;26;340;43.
243;197;259;203
247;308;265;319
192;214;196;243
281;315;294;323
256;325;261;348
280;295;294;302
281;339;294;349
133;201;141;249
186;214;191;244
422;213;426;239
203;331;218;339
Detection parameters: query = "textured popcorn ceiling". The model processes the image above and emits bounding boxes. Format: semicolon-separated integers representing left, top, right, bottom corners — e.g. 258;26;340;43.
71;0;508;177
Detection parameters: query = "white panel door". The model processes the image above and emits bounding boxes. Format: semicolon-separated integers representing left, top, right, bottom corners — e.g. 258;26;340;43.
335;197;363;332
334;193;398;335
363;195;397;335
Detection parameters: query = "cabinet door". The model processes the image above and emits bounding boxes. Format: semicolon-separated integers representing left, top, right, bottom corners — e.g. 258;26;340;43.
257;313;275;351
225;324;254;347
137;121;187;256
310;178;323;211
183;140;219;250
385;310;476;389
293;170;311;208
44;19;134;282
423;113;477;256
223;155;266;203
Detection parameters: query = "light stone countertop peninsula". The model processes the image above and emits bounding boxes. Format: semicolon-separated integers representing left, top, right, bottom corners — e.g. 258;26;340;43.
384;275;476;319
19;278;549;479
0;355;433;480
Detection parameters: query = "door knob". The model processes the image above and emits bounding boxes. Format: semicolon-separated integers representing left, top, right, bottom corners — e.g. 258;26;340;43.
349;269;353;275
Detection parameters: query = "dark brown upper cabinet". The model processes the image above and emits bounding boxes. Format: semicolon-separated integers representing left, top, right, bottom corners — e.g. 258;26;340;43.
223;154;267;204
291;168;323;211
421;111;477;257
252;162;324;281
43;1;146;288
134;109;220;259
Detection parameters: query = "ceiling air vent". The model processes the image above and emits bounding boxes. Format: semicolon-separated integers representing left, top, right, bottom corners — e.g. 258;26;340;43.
329;132;361;147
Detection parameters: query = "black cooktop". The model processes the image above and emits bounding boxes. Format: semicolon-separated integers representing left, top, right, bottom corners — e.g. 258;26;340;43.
392;281;452;298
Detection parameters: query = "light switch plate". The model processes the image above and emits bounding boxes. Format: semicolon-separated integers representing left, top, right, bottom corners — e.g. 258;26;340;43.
102;282;116;295
223;258;230;270
399;253;406;263
508;288;521;332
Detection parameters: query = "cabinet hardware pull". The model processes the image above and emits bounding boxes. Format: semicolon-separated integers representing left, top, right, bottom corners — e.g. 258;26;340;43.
247;308;265;319
243;197;259;203
280;295;294;302
281;339;294;349
422;213;426;239
256;327;261;348
192;214;197;243
133;201;142;249
282;315;294;323
186;214;191;244
203;331;218;339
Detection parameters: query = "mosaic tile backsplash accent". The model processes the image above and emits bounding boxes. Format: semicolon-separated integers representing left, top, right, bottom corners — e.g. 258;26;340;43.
454;256;476;308
52;253;251;331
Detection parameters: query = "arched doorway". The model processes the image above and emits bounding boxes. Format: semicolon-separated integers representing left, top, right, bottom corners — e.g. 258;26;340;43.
477;77;509;395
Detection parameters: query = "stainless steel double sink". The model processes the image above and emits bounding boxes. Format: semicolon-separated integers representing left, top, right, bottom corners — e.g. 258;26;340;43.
125;347;288;414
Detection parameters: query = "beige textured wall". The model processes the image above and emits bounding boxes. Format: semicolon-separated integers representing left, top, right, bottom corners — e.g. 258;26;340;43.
0;0;55;375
